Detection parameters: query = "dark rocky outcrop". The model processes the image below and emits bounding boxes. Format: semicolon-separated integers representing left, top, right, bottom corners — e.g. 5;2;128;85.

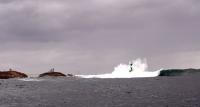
0;70;28;79
39;72;67;77
159;69;200;76
66;73;74;77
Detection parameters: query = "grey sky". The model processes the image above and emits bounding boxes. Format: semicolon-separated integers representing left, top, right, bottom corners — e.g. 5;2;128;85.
0;0;200;75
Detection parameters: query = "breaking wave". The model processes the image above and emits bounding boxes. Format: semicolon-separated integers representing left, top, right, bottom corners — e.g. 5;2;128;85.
78;58;162;78
18;78;44;81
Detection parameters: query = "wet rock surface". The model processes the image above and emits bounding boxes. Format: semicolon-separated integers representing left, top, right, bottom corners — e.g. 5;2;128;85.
0;74;200;107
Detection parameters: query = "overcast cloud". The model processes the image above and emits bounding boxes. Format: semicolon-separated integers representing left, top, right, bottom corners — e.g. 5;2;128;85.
0;0;200;75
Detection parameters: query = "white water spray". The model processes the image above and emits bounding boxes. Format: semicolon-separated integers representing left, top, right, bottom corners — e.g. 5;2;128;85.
18;78;44;81
78;58;162;78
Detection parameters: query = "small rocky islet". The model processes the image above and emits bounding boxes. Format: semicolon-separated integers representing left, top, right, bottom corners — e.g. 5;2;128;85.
39;72;74;78
38;68;74;78
0;69;28;79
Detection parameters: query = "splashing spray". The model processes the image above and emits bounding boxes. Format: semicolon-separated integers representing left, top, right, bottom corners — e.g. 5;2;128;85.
78;58;162;78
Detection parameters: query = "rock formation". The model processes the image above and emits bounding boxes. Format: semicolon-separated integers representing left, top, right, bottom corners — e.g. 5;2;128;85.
0;70;28;79
39;72;67;77
66;73;74;77
159;69;200;76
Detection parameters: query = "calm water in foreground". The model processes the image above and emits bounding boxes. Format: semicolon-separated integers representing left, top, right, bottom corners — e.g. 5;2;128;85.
0;74;200;107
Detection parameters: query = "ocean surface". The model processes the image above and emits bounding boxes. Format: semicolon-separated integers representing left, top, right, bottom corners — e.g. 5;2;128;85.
0;74;200;107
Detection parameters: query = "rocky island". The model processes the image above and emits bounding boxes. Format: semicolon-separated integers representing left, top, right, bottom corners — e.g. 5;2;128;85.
159;69;200;76
39;72;66;77
0;69;28;79
38;68;74;78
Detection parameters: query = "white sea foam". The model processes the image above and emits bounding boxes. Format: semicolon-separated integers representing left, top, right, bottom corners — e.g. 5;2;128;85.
18;78;43;81
78;58;162;78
